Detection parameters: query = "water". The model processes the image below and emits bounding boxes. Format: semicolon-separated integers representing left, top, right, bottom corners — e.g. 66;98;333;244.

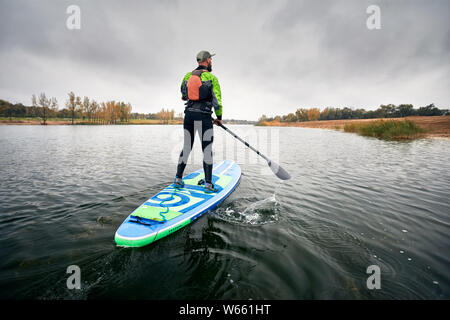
0;125;449;299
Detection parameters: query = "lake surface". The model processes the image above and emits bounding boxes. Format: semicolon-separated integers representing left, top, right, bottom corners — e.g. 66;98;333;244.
0;125;449;299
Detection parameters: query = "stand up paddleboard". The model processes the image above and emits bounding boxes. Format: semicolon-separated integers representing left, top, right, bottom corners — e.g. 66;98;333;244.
115;160;241;247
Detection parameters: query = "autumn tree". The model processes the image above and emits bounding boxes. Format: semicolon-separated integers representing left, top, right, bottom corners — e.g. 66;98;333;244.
258;114;268;123
156;108;174;124
105;101;116;124
295;108;308;122
320;108;330;120
99;102;107;124
88;100;98;122
119;102;132;122
306;108;320;121
282;113;297;122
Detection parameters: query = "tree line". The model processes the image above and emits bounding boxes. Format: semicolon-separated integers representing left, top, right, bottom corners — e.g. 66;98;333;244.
258;104;449;123
0;95;185;124
130;109;182;123
0;92;133;125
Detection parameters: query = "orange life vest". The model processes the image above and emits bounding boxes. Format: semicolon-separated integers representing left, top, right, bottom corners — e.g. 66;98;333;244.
186;69;213;102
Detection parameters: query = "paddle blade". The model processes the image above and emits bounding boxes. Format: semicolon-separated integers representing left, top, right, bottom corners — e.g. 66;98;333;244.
268;161;291;180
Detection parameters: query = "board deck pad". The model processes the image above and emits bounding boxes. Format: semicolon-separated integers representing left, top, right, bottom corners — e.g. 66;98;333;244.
115;160;241;247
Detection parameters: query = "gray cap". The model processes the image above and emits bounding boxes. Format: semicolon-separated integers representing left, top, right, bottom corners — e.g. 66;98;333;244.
196;50;215;62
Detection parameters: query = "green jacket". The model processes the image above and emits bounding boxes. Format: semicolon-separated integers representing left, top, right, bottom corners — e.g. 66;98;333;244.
180;67;223;120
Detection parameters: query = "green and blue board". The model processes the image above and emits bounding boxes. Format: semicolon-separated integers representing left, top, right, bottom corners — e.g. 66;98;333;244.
115;160;241;247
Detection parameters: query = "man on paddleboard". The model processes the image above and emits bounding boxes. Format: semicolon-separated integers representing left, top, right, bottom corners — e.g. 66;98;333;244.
174;50;223;193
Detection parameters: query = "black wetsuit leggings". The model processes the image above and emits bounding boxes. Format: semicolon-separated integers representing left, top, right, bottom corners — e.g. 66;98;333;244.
176;111;214;183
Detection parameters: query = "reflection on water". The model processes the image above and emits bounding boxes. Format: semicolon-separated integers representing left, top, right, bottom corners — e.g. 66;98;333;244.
0;125;448;299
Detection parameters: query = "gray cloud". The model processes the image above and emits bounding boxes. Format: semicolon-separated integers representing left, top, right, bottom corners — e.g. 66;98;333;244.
0;0;448;120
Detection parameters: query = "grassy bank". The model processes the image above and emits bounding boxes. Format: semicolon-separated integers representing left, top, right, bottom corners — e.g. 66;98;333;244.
256;116;450;139
344;119;426;140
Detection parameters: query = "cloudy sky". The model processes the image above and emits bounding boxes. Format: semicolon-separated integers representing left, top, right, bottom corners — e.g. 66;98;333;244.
0;0;448;120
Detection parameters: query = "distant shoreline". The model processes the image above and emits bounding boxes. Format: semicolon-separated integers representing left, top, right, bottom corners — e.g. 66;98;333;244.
0;118;183;125
256;116;450;139
0;118;257;126
1;116;448;139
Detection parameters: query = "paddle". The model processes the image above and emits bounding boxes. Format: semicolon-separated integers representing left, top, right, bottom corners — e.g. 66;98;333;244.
217;122;291;180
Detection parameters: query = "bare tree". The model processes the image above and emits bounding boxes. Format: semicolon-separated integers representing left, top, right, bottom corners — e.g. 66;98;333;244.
66;92;81;125
49;97;58;118
66;92;76;125
32;93;58;125
81;96;89;121
39;93;47;125
89;100;98;123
